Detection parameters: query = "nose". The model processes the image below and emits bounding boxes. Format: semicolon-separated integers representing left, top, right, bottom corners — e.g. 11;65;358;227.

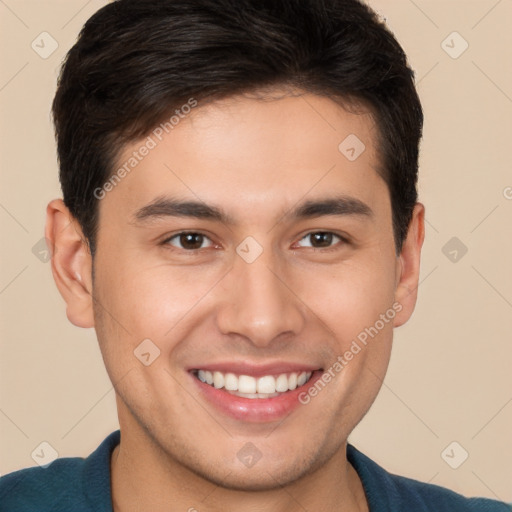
216;247;305;348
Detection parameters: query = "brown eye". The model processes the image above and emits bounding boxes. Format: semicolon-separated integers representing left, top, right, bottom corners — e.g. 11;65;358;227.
311;232;334;248
164;232;213;250
296;232;346;250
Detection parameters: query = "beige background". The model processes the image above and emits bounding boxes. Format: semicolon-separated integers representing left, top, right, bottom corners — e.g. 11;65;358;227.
1;0;511;502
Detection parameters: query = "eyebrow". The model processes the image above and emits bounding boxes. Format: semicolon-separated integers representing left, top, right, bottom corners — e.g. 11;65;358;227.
133;195;373;225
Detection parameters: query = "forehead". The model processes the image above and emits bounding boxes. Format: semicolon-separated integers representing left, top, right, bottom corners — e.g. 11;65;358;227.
102;91;388;225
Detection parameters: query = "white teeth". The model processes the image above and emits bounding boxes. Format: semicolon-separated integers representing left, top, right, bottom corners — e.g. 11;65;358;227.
257;375;275;394
275;374;289;392
288;373;298;390
213;371;224;389
238;375;257;394
224;373;238;391
196;370;314;397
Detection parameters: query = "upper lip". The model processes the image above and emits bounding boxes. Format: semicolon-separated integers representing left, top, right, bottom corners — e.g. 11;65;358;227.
189;361;322;378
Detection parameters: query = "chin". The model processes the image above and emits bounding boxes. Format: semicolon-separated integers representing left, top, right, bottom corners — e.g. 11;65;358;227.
191;463;310;492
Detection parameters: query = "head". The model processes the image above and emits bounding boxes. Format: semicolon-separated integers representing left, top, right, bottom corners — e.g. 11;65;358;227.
47;0;425;492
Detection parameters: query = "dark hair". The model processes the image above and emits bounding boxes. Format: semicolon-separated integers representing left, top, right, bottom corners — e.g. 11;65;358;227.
52;0;423;257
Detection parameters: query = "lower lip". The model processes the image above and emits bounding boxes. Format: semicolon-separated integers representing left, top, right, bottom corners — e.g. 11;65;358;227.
191;371;323;423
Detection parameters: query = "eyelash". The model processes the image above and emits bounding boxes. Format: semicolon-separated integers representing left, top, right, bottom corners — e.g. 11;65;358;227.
160;231;350;253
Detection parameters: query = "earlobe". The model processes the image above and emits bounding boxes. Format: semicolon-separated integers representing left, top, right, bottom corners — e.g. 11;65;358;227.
394;202;425;328
45;199;95;328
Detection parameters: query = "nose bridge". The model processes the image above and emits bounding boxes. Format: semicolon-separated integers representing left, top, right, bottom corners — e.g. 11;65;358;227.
216;244;304;346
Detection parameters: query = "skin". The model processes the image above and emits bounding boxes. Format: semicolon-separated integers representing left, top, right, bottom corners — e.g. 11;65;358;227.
46;88;425;512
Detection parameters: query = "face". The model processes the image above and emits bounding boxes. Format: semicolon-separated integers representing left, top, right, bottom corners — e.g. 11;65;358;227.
49;89;423;491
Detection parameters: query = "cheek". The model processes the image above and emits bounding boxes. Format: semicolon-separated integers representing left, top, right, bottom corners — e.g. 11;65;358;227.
296;254;397;339
95;257;223;342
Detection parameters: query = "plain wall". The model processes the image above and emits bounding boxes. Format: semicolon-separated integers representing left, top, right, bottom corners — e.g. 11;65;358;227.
0;0;511;501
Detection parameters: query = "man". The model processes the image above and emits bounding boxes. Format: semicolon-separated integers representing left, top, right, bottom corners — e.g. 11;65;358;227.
0;0;509;510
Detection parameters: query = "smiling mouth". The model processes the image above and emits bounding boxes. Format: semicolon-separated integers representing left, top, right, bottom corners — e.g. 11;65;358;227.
192;369;317;399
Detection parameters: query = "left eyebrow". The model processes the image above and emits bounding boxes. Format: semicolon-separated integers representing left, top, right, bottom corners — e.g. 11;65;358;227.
290;196;373;220
131;194;374;226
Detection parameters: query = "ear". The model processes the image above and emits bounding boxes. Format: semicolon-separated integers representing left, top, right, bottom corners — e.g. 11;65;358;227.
393;202;425;328
45;199;95;328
